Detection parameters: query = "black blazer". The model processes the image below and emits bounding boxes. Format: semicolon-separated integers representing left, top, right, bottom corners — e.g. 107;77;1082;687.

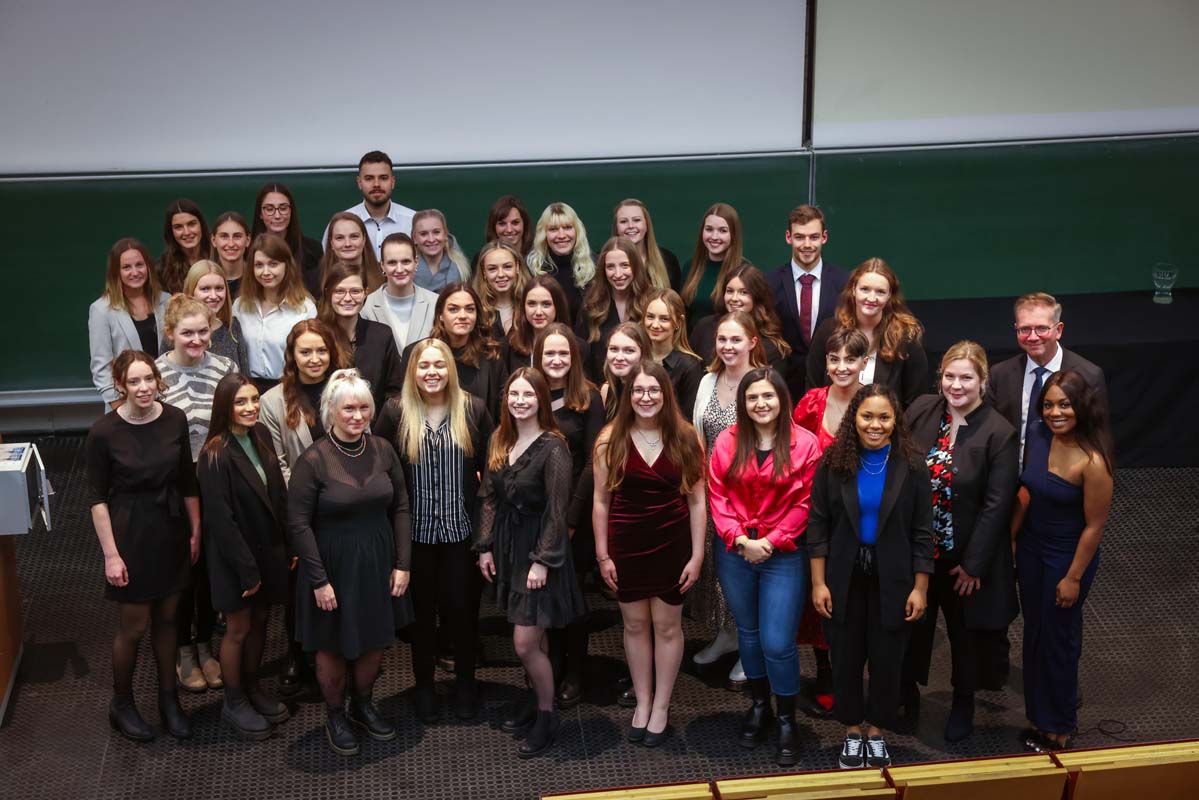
196;424;290;611
807;449;935;630
806;317;929;408
905;395;1019;629
662;349;704;413
298;235;328;298
986;347;1108;432
689;314;787;379
574;298;625;381
400;340;508;421
353;317;404;411
374;393;494;521
768;261;848;398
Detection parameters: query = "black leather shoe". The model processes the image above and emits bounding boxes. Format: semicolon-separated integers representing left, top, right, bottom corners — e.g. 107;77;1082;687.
247;687;290;724
775;695;799;767
222;689;272;741
643;722;672;748
739;677;774;748
349;693;396;740
278;653;302;697
556;674;582;710
626;722;647;743
325;707;360;756
944;691;975;743
158;688;193;740
452;681;479;721
617;685;637;708
109;695;154;742
518;710;560;758
413;684;439;724
501;692;538;734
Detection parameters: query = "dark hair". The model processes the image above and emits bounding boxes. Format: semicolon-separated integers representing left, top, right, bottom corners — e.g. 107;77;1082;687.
250;183;311;268
825;327;871;359
281;319;346;430
822;384;921;480
533;322;594;413
835;258;924;362
317;260;368;355
601;321;653;420
681;202;746;306
787;205;826;230
511;275;570;357
159;198;213;293
201;374;273;466
728;368;794;480
320;212;382;291
1039;370;1114;474
487;368;564;470
358;150;393;171
112;349;162;395
484;194;533;255
582;237;649;343
103;238;160;311
430;282;500;366
713;264;791;359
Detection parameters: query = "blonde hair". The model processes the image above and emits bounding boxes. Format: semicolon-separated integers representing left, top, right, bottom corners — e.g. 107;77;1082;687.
412;209;472;280
319;368;375;431
527;202;596;289
163;293;214;341
183;260;232;328
939;340;990;393
641;288;698;358
1013;291;1062;323
473;242;529;329
396;339;474;462
613;199;671;290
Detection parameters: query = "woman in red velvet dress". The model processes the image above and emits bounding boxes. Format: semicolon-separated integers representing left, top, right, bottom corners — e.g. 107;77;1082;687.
791;327;869;716
593;361;706;747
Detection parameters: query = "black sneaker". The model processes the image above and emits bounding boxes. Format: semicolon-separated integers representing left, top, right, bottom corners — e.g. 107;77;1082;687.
865;735;891;768
838;733;865;769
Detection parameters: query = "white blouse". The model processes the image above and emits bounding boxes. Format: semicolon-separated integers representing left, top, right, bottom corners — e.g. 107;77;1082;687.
233;297;317;380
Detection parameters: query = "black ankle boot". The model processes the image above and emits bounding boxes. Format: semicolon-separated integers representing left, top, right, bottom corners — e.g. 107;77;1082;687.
278;645;302;697
325;706;360;756
739;677;775;748
222;687;272;740
246;675;290;724
501;691;538;734
775;694;799;766
158;687;192;740
453;678;479;721
109;694;154;742
349;691;396;741
944;690;975;742
899;680;921;723
518;710;560;758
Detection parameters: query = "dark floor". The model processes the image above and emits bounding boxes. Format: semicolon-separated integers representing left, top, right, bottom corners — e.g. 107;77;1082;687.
1;435;1196;800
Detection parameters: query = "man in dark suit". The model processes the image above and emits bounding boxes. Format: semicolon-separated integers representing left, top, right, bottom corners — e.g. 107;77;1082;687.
986;292;1107;464
767;205;849;400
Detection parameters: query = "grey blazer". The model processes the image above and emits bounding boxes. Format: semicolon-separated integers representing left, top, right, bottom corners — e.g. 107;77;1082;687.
258;383;313;485
87;292;170;403
360;285;438;353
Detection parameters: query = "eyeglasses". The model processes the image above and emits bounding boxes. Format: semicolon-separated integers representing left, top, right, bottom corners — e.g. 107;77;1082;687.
332;288;365;299
262;203;292;216
631;387;662;398
1015;325;1055;337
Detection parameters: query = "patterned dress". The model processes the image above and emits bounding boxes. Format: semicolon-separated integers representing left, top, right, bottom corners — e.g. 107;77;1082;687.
926;411;955;560
689;385;738;631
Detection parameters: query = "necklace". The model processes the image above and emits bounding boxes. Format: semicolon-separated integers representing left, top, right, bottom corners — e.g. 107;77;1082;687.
120;402;156;422
721;371;743;391
859;447;889;475
634;428;662;449
330;434;367;458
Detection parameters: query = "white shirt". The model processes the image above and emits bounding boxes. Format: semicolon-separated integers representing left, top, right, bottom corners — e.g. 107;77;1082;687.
791;257;823;340
1018;345;1064;457
325;200;416;259
234;297;317;380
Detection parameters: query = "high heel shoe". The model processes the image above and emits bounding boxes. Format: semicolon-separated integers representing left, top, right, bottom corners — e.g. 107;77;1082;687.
108;695;154;742
643;711;671;748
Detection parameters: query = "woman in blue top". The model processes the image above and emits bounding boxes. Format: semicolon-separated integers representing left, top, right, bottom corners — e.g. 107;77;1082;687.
807;383;933;770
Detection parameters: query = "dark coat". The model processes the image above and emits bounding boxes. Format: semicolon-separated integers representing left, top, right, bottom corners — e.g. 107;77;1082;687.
986;346;1108;431
767;261;848;398
807;448;936;630
662;349;704;413
806;317;929;408
905;395;1020;629
196;424;290;611
400;340;508;422
352;317;405;411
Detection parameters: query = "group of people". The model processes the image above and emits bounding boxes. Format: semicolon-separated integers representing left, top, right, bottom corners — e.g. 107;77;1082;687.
85;150;1114;769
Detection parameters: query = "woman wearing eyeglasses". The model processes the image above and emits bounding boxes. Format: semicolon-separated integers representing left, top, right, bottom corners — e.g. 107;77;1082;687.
252;184;324;297
318;261;404;412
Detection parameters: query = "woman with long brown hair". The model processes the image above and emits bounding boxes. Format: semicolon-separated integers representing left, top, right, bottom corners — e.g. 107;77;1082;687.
474;194;534;263
680;202;748;326
475;368;585;757
504;274;590;375
806;258;928;407
599;321;653;420
318;260;404;412
319;211;382;296
593;361;705;746
251;183;323;293
576;236;650;378
157;199;213;293
210;211;251;299
691;264;790;372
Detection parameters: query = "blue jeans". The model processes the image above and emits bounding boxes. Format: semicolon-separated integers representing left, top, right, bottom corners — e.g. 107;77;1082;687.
715;542;805;696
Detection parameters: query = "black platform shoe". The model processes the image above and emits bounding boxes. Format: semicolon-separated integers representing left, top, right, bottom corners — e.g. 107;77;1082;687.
413;683;440;724
222;688;272;741
501;692;538;734
775;694;799;767
247;681;290;725
518;710;560;758
349;692;396;741
739;677;774;748
944;690;974;742
556;673;582;710
158;688;193;740
325;706;360;756
108;695;154;742
453;679;479;721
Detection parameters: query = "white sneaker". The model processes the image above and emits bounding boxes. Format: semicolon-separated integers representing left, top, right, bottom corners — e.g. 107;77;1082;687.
693;627;738;665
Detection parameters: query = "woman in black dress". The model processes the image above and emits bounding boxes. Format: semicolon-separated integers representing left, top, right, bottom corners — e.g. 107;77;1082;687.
534;323;605;707
593;361;706;746
287;369;413;756
86;350;200;742
197;374;291;739
475;368;585;758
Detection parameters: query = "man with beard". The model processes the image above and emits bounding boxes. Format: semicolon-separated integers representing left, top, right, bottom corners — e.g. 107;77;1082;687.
325;151;416;259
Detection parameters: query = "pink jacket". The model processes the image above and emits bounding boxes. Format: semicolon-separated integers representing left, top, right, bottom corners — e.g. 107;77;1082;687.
708;423;822;553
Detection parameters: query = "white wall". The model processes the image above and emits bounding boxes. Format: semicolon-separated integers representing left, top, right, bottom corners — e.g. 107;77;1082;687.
812;0;1199;147
0;0;807;174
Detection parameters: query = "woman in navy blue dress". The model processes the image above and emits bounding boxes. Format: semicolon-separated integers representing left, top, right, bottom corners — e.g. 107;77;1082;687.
1013;369;1113;752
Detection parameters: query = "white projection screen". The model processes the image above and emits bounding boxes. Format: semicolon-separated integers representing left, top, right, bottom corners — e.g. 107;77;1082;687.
0;0;807;175
812;0;1199;148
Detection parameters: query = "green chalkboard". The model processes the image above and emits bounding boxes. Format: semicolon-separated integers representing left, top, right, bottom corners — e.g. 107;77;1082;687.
0;156;809;392
812;136;1199;300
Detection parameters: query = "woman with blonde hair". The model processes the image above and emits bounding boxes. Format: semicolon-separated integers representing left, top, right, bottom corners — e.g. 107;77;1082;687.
89;238;171;408
641;288;703;413
374;338;493;722
473;241;529;339
612;198;681;291
527;202;596;325
180;260;247;372
680;202;748;325
807;258;928;407
412;208;471;292
576;236;650;378
234;234;317;393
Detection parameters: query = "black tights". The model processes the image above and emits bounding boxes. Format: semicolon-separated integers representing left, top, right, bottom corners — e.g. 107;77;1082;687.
219;604;269;690
315;649;383;708
176;560;215;645
112;593;182;696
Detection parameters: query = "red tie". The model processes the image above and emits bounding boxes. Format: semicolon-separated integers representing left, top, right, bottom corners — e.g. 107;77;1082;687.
799;273;815;345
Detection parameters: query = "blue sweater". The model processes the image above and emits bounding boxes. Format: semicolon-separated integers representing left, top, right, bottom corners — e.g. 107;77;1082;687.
857;444;890;545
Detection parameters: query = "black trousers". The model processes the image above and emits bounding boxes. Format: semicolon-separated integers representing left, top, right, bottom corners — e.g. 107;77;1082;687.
410;539;478;687
824;568;909;729
902;561;1007;693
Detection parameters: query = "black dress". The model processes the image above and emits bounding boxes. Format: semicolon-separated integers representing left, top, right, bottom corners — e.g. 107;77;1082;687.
287;436;414;657
475;433;586;628
552;386;605;567
86;405;198;603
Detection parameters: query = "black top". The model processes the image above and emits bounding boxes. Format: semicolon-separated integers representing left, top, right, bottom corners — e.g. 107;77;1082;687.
226;276;242;301
132;314;159;358
689;315;787;377
575;298;627;381
299;235;326;298
660;247;683;292
551;386;605;530
806;316;930;408
662;349;704;412
542;251;591;326
298;378;328;442
351;316;405;411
